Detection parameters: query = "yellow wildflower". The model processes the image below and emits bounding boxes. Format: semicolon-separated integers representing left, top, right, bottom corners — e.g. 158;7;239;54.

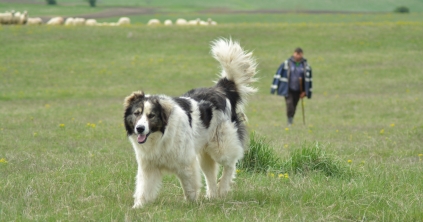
33;132;37;136
278;174;283;178
284;173;289;178
268;173;275;178
418;154;422;157
336;129;339;133
59;124;65;128
380;129;385;134
0;158;7;164
348;160;352;163
390;123;395;127
45;104;51;108
236;169;241;174
285;128;289;131
284;144;289;148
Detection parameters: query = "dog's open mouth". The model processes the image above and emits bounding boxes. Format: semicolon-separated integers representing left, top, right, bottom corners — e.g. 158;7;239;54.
137;133;150;144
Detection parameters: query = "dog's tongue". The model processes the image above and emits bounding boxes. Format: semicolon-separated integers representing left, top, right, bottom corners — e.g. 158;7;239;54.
137;134;147;143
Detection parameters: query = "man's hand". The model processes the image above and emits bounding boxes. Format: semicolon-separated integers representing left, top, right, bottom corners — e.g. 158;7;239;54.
300;92;306;98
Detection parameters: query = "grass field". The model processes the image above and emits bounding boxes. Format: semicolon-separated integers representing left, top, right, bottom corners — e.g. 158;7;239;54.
2;0;423;12
1;15;423;221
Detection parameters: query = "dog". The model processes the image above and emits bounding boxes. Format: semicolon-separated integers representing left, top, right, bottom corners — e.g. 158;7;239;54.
123;38;257;208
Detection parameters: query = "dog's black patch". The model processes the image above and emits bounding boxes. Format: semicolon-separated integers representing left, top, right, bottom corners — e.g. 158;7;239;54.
183;87;227;111
172;97;192;127
124;95;145;135
148;97;169;134
235;119;247;148
198;101;213;128
215;78;241;122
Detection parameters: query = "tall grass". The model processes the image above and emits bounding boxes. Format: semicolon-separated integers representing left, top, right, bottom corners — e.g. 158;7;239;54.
239;133;351;178
237;132;281;173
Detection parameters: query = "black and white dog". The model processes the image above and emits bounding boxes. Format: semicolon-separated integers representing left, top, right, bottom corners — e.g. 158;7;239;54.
123;38;257;208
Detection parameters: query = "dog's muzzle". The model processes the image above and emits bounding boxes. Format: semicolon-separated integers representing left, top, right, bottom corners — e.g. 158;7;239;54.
135;125;149;144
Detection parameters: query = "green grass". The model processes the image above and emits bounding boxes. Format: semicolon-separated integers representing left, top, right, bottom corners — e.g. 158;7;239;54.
21;0;423;12
97;12;423;24
1;19;423;221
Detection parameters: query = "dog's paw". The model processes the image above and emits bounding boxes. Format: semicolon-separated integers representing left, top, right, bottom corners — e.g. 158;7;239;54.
217;184;231;197
132;200;144;209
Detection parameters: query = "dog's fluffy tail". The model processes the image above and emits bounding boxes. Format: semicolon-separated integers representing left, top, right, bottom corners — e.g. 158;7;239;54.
211;38;258;109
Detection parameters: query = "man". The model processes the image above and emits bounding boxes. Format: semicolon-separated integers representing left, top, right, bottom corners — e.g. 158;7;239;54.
270;48;312;126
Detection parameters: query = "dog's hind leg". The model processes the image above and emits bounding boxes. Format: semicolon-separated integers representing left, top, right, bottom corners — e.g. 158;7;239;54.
133;167;162;209
198;150;218;198
210;122;244;197
176;159;202;202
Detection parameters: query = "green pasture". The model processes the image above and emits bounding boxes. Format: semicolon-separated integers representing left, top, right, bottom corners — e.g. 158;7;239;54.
1;20;423;220
2;0;423;12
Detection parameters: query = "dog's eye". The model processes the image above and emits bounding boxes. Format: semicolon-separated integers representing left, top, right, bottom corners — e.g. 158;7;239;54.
148;114;155;118
134;111;140;116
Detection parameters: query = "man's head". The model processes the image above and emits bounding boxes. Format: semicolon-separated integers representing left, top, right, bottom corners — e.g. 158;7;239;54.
293;47;303;62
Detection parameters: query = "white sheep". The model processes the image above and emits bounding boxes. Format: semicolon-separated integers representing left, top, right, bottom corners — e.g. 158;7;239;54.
147;19;160;26
208;18;217;26
187;18;200;26
0;12;14;24
118;17;130;25
199;20;208;26
73;18;86;25
18;11;28;25
27;17;43;25
11;11;21;24
175;18;187;25
47;17;64;25
164;19;172;26
85;19;97;26
98;22;118;26
64;17;74;26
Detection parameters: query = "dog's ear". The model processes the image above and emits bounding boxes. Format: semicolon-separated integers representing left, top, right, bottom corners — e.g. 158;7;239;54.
157;98;173;126
123;91;144;108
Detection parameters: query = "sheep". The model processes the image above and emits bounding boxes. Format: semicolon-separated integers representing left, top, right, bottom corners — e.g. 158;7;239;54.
11;11;21;24
85;19;97;26
175;18;187;25
73;18;86;25
0;12;14;24
47;17;64;25
147;19;160;26
187;18;200;26
64;17;74;26
98;22;118;26
118;17;130;25
199;20;209;26
208;18;217;26
27;17;43;25
164;19;172;26
17;11;28;25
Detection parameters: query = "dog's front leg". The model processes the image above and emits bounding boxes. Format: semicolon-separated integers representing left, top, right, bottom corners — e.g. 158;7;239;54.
133;167;162;209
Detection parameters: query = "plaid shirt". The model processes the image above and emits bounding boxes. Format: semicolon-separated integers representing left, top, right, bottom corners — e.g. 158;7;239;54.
270;58;313;98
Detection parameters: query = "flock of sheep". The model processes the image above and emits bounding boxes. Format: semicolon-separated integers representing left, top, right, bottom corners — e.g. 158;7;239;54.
0;10;29;25
1;10;218;27
148;18;217;26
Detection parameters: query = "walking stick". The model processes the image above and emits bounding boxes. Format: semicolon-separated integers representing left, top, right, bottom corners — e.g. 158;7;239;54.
299;77;306;125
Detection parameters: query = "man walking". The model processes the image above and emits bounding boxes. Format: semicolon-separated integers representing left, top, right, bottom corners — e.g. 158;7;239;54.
270;48;313;126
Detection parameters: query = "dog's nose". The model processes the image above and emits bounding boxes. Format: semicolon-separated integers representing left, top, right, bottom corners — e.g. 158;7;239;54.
136;125;145;133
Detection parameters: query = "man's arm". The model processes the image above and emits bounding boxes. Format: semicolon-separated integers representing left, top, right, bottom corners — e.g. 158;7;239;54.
270;63;284;94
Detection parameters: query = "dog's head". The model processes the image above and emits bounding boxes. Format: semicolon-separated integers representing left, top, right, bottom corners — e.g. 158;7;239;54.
123;91;172;144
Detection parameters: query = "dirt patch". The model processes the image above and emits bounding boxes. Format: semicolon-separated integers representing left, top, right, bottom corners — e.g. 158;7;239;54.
72;7;155;19
200;8;374;14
